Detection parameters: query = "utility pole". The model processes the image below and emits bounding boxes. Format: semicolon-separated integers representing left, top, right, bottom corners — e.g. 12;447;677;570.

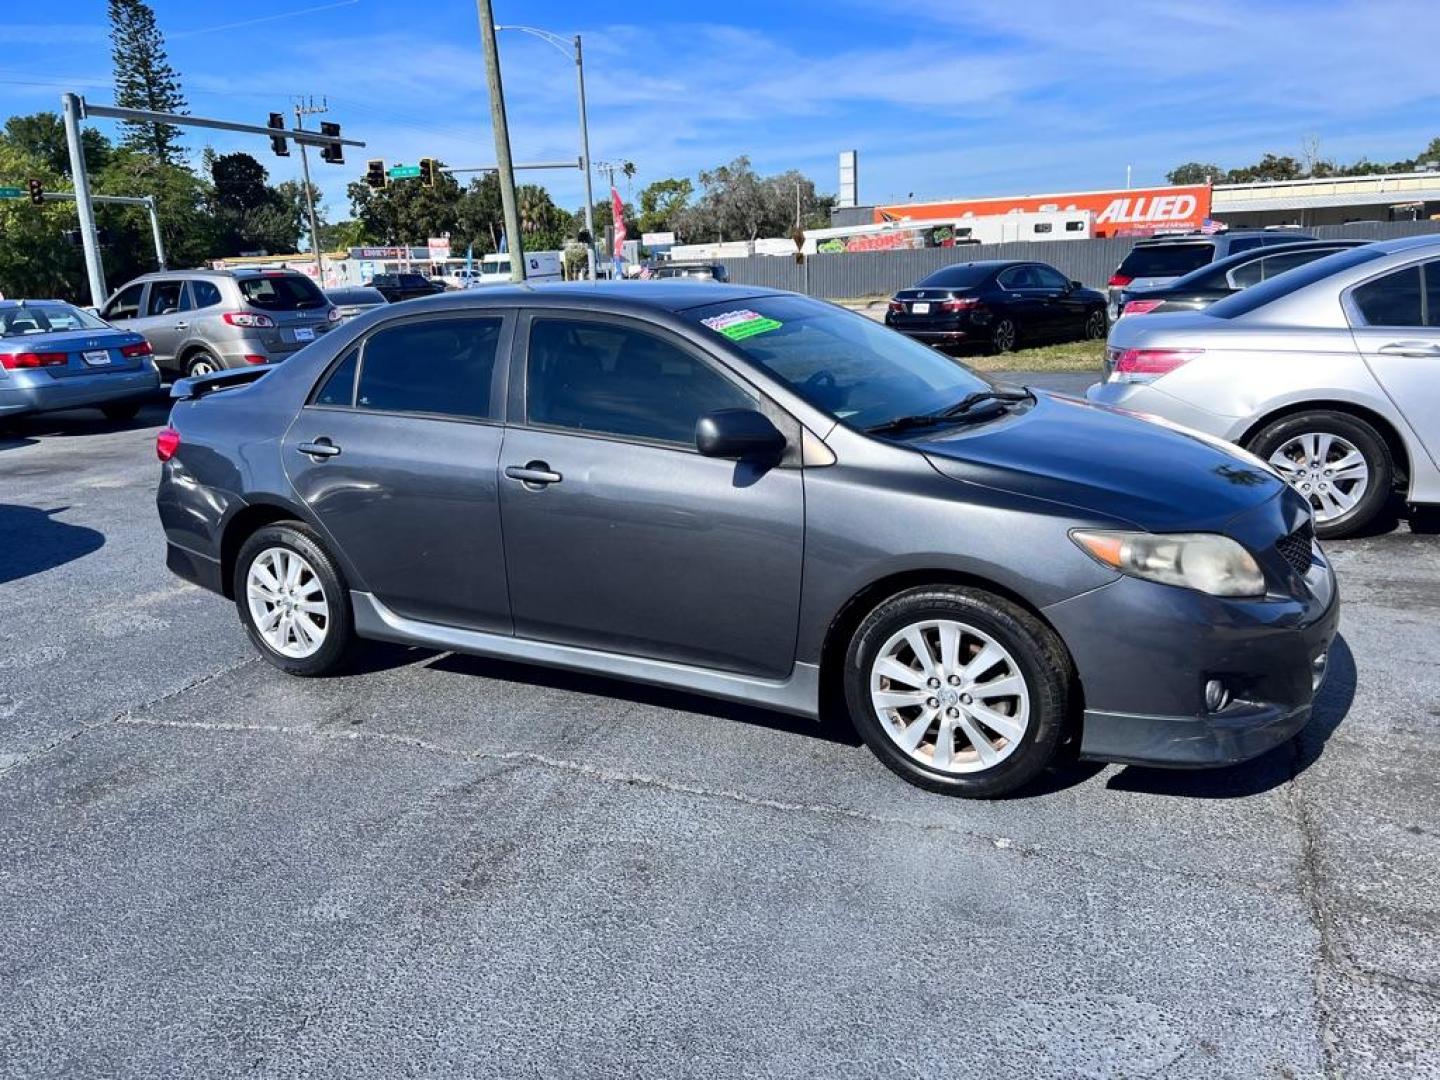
574;34;597;280
293;96;328;282
62;92;106;306
476;0;525;282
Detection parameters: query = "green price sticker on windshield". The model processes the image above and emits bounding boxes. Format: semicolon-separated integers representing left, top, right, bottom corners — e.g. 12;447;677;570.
702;309;782;341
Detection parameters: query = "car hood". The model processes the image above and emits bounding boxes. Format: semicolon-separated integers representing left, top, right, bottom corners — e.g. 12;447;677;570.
914;391;1285;531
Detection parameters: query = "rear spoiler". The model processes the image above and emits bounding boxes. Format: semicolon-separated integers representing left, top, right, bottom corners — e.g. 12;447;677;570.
170;364;276;401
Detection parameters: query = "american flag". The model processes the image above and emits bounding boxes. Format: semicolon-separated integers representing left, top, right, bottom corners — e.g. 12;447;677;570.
1200;218;1224;234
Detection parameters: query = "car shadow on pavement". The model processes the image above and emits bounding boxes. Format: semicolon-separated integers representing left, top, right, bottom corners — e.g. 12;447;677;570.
4;399;170;440
0;431;39;453
0;505;106;585
1100;633;1357;800
425;652;864;746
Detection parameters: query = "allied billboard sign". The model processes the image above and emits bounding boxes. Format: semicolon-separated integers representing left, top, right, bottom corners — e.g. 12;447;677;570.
875;184;1213;238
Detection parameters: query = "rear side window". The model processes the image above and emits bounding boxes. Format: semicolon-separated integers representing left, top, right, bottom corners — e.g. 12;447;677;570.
526;318;753;446
147;281;192;316
192;280;223;308
1228;258;1265;289
1117;243;1214;279
239;275;327;311
1226;238;1267;254
356;317;501;419
314;348;359;407
1351;266;1423;326
1261;250;1331;280
1209;246;1387;320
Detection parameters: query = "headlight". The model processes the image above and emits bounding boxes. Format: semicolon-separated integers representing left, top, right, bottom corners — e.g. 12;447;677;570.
1071;530;1266;597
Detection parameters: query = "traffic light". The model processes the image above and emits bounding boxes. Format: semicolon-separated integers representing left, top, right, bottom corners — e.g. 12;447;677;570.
420;157;437;188
267;112;289;157
320;121;342;165
28;178;44;205
364;159;387;190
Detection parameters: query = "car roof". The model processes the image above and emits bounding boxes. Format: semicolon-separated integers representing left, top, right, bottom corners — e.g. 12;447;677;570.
1193;239;1370;271
0;298;73;308
361;280;786;314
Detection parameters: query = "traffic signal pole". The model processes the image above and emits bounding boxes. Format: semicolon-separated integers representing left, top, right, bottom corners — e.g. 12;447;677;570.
293;98;328;282
41;190;166;270
62;93;107;306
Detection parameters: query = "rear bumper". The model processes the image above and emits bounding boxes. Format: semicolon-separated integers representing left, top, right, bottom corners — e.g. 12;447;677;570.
0;366;160;417
1084;380;1246;441
166;542;227;596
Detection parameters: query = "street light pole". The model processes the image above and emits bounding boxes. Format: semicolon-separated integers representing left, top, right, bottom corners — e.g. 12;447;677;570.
294;98;328;282
477;0;525;282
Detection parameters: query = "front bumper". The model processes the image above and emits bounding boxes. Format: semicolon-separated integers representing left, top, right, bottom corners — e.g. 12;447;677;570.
1044;519;1339;768
0;365;160;417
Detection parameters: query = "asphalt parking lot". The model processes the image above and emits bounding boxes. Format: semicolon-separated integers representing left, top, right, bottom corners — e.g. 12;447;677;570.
2;380;1437;1079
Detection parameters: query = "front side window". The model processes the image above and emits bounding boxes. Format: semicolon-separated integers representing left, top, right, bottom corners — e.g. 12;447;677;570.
1033;266;1070;290
104;283;144;321
526;318;754;446
356;317;501;419
1351;266;1423;327
998;265;1041;289
147;281;191;316
686;295;992;432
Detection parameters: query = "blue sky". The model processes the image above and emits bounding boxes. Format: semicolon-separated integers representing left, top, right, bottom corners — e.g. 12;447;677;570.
4;0;1437;220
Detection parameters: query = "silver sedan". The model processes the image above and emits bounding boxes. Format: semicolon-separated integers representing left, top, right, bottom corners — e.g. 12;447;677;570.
1088;235;1440;537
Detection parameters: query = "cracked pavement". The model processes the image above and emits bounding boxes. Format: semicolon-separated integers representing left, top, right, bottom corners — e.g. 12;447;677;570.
1;386;1437;1079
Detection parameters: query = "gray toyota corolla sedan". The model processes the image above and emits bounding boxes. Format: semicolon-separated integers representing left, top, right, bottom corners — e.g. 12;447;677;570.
156;283;1338;797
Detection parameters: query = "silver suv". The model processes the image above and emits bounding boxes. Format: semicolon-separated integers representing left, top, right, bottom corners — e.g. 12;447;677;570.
100;269;338;378
1107;230;1313;319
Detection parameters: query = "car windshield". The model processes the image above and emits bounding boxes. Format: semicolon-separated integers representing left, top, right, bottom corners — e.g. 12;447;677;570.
0;302;109;337
1207;246;1389;319
686;295;992;431
914;264;997;289
238;275;327;310
1117;243;1215;279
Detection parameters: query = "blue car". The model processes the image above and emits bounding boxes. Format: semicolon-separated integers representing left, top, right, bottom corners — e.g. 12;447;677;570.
0;299;160;423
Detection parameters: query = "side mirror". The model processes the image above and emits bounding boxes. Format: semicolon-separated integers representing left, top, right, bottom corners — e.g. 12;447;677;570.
1069;280;1083;290
695;408;785;459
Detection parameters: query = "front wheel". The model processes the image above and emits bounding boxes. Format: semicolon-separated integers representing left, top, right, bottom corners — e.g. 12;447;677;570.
844;586;1071;797
234;522;357;676
1246;411;1393;539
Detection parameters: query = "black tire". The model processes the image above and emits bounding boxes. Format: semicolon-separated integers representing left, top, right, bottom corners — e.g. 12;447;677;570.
233;521;357;676
100;402;141;422
844;586;1071;797
989;317;1019;354
1083;307;1108;340
184;349;223;379
1245;410;1393;539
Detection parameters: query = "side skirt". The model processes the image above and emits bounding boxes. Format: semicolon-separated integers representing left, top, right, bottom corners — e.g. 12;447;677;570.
350;591;821;719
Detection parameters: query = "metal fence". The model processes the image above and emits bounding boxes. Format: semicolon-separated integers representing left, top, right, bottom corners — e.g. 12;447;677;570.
716;219;1440;299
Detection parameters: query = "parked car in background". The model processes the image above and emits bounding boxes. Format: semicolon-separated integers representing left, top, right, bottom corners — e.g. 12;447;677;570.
365;273;446;303
0;299;159;423
325;286;388;323
102;269;338;379
1107;230;1314;319
885;260;1107;352
644;262;729;282
1118;240;1370;317
1089;235;1440;538
156;283;1336;798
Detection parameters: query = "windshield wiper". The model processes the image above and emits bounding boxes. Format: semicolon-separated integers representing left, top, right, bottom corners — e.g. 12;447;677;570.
865;387;1033;435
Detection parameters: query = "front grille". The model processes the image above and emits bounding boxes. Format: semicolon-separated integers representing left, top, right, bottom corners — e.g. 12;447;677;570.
1276;521;1315;576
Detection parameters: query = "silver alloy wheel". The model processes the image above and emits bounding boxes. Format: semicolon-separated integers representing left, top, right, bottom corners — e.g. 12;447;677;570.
1085;310;1107;339
1267;432;1369;524
245;546;329;659
188;354;219;377
869;619;1031;774
993;320;1017;352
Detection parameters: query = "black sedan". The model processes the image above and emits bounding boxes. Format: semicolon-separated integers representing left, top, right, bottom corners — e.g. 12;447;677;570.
884;260;1107;353
1117;240;1369;317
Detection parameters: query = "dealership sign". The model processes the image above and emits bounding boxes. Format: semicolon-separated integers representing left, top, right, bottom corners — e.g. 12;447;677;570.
875;184;1212;237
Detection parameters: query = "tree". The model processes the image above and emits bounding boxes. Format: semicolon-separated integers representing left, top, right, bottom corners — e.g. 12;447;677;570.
1165;162;1221;186
636;177;692;236
676;156;833;241
109;0;187;165
3;113;111;178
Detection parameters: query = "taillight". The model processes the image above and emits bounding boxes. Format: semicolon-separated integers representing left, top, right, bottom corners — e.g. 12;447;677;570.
326;306;341;323
120;340;153;358
940;297;979;312
1110;347;1202;383
887;299;904;313
1121;299;1165;317
1;351;68;369
156;426;181;462
1108;273;1133;287
222;311;276;328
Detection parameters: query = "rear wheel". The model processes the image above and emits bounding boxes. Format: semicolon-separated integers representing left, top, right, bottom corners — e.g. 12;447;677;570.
844;586;1070;797
100;402;140;422
234;522;357;676
989;317;1019;354
1084;308;1108;340
185;350;222;378
1247;411;1393;539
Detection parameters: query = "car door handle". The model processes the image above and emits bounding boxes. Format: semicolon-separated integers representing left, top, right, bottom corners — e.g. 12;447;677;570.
504;462;562;487
173;322;188;330
1377;341;1440;358
297;439;341;459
